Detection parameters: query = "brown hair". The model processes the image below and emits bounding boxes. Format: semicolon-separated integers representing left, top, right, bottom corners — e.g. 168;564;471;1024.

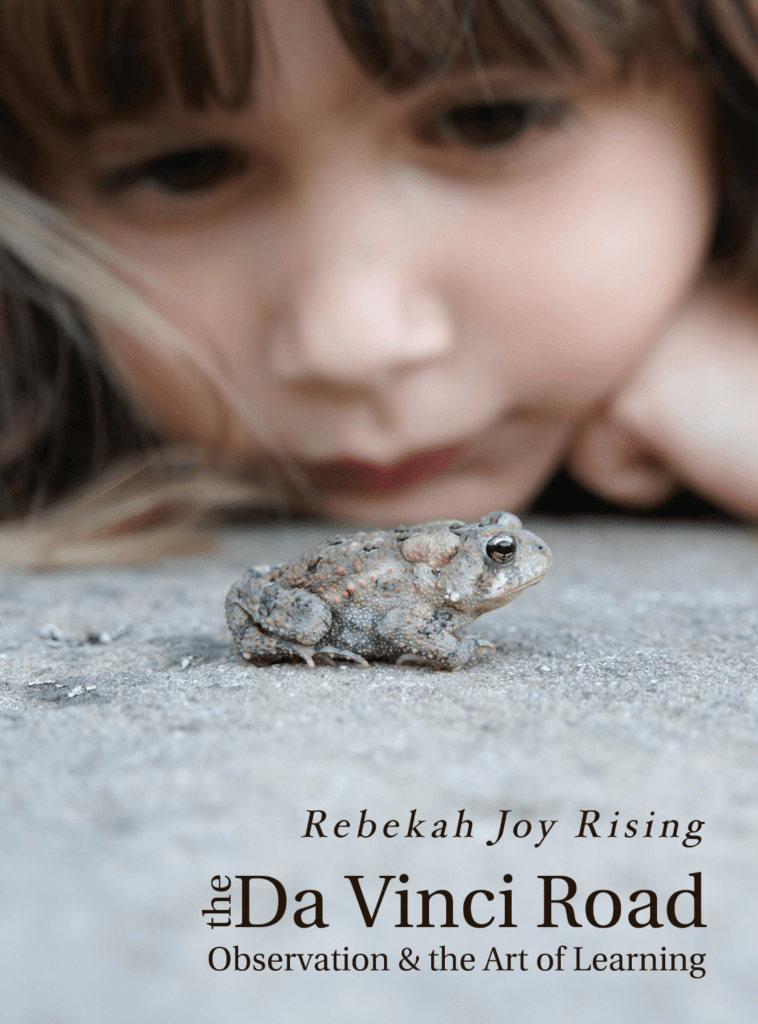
0;0;253;172
0;0;259;535
325;0;758;266
0;2;754;177
0;0;758;559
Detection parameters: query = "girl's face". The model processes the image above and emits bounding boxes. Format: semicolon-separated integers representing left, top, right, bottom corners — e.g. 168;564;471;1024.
51;0;715;522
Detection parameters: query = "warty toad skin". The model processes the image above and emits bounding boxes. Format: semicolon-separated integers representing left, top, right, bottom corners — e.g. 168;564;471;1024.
225;511;552;670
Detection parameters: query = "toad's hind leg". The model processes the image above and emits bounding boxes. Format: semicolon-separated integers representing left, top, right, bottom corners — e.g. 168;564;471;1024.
235;628;318;667
313;647;371;668
378;607;494;671
226;570;331;665
395;637;495;670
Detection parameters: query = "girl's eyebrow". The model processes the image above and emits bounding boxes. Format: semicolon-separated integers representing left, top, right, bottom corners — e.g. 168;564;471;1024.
76;58;586;160
82;105;261;148
385;63;585;110
76;128;222;168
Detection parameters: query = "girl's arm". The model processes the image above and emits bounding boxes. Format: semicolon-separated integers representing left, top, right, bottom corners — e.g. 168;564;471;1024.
567;283;758;521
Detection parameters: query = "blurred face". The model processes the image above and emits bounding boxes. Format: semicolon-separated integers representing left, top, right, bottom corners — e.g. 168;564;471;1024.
50;0;715;522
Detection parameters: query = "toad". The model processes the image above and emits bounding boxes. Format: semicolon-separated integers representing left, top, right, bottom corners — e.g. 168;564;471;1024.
225;511;551;670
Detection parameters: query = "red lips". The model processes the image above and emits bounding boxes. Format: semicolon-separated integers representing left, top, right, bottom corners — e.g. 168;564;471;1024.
305;446;465;494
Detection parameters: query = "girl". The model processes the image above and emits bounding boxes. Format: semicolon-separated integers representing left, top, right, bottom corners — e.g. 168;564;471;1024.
0;0;757;564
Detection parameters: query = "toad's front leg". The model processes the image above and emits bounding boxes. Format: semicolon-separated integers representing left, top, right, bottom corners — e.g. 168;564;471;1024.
226;569;332;666
378;607;494;671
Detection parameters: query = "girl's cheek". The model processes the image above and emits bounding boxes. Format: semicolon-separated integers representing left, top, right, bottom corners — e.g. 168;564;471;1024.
81;217;273;437
445;73;715;398
98;323;235;448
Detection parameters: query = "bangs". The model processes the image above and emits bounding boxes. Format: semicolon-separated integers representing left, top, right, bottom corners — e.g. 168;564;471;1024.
0;0;254;170
0;0;727;178
326;0;684;87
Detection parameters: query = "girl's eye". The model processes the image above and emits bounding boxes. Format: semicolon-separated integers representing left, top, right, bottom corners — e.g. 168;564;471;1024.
422;99;567;149
99;145;250;195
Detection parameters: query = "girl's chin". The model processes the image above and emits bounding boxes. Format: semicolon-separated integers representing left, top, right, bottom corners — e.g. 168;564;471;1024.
314;468;541;525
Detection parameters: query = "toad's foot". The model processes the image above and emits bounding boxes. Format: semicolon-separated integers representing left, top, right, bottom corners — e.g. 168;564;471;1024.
240;641;317;667
313;647;371;668
471;638;496;654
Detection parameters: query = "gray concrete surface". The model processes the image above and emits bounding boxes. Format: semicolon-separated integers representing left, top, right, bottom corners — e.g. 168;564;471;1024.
0;517;756;1024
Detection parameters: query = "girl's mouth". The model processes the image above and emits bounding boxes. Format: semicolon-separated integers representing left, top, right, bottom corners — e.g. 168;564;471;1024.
304;446;466;494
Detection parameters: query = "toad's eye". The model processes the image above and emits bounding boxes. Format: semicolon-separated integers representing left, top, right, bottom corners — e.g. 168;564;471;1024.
424;99;565;149
100;146;249;195
486;534;517;564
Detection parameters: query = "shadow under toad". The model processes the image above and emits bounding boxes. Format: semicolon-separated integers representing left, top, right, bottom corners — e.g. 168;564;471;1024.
149;634;234;667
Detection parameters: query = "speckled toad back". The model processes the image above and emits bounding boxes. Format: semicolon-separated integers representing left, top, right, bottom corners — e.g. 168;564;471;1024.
225;511;552;670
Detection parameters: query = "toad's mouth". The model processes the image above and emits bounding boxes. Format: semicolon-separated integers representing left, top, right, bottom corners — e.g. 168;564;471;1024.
303;446;467;494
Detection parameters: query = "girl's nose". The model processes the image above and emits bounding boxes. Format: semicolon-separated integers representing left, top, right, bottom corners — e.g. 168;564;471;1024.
267;268;454;386
264;169;455;387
